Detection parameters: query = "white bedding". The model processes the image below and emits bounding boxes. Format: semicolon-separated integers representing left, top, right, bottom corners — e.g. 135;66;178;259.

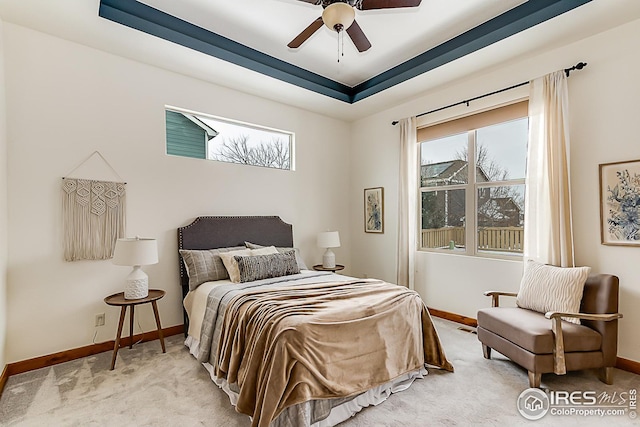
183;279;231;338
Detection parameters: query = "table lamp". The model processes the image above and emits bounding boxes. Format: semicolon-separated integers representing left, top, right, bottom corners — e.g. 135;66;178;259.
317;231;340;269
112;237;158;299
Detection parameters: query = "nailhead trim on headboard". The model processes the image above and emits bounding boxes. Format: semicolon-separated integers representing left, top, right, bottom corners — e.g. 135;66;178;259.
176;216;295;334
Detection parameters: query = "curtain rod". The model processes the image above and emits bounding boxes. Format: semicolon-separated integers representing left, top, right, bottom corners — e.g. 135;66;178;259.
391;62;587;126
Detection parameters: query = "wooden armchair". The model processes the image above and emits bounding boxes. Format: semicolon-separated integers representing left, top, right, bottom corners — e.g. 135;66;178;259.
477;274;622;388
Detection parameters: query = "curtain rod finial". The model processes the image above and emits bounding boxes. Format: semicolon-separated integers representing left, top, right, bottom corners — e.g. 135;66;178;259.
565;61;587;77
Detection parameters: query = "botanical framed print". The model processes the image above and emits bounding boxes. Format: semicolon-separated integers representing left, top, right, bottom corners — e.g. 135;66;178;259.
364;187;384;233
599;159;640;246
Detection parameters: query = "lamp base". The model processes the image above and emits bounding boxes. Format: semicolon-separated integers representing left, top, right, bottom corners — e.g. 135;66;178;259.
322;248;336;269
124;266;149;299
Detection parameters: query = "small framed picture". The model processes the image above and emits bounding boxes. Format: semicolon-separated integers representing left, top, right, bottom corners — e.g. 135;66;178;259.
364;187;384;233
599;159;640;246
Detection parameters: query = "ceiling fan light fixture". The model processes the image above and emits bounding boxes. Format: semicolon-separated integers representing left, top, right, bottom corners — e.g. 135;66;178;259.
322;3;355;32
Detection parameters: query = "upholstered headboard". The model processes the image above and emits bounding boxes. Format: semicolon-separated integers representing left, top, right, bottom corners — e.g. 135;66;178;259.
177;216;294;330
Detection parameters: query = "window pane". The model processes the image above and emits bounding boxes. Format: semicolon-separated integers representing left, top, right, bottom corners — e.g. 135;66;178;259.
421;189;466;250
477;185;525;254
420;133;468;187
206;117;292;170
166;108;293;170
476;117;528;182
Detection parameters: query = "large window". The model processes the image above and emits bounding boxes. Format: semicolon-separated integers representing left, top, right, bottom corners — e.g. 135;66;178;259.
419;101;528;256
165;107;294;170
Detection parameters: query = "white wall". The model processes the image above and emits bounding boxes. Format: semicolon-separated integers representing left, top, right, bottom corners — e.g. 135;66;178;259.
3;15;640;367
350;19;640;363
0;16;8;373
3;24;352;363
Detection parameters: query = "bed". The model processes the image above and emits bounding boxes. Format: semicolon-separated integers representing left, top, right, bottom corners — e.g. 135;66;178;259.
178;216;453;427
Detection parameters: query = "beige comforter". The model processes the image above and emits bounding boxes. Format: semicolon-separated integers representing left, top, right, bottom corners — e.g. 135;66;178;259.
214;279;454;427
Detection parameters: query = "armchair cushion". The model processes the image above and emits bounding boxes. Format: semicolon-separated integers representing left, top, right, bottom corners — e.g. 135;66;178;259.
477;307;602;354
516;260;590;324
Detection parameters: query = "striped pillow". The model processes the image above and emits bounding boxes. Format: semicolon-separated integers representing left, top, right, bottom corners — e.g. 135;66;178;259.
516;260;591;324
235;251;300;283
219;246;278;283
179;246;245;290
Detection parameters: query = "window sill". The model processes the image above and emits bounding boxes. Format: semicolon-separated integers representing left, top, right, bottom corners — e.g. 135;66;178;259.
417;248;524;262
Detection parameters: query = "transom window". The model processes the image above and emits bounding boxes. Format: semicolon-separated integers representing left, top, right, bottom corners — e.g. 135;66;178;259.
418;101;528;257
165;107;294;171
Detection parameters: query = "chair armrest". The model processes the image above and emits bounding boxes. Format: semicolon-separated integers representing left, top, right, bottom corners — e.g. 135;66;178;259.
483;291;518;307
544;311;623;376
544;312;623;321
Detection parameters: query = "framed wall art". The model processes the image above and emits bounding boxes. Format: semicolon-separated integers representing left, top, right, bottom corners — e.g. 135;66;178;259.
599;159;640;246
364;187;384;233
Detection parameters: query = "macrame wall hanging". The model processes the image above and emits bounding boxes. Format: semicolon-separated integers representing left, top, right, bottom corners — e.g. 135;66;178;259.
62;151;126;262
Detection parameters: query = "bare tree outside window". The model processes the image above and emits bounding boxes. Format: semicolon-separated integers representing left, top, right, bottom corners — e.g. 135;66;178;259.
419;116;528;256
213;135;290;169
455;143;525;214
165;107;294;171
457;144;508;181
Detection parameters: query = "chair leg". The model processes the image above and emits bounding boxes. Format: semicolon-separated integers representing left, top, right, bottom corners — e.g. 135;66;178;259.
599;367;614;385
528;371;541;388
482;344;491;359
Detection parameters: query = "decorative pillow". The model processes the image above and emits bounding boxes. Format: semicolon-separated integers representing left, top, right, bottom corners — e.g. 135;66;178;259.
235;251;300;283
179;246;245;291
244;241;309;270
219;246;279;283
516;260;591;324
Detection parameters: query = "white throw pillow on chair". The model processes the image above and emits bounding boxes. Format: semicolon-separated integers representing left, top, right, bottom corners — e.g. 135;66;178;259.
516;260;591;324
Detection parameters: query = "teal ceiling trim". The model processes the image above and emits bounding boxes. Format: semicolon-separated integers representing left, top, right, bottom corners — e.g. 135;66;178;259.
99;0;591;104
351;0;592;102
99;0;354;102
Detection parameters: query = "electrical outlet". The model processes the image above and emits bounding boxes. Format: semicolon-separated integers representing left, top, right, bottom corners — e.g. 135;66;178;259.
95;313;105;327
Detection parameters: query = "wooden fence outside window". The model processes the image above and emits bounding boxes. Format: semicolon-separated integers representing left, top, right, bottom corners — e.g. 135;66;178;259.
421;226;524;253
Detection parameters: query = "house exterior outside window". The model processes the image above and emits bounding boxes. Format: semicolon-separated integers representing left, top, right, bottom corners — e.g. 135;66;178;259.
165;107;294;171
418;101;528;257
165;110;218;159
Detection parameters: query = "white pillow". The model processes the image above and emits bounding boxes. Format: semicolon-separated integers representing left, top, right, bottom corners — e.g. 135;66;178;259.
516;260;590;324
219;246;279;283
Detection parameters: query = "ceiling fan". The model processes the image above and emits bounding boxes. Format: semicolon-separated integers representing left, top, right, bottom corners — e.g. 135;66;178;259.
288;0;422;53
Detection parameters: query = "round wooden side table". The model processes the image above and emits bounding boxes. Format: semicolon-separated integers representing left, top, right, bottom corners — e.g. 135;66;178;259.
104;289;166;370
312;264;345;273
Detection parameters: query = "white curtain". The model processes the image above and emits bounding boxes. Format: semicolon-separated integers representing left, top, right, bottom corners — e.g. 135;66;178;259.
397;117;417;288
524;71;575;267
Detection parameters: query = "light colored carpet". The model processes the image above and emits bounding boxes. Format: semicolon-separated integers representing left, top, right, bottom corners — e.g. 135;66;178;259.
1;318;637;426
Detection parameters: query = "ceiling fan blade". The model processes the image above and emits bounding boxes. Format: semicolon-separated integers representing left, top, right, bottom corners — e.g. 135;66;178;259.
359;0;422;10
346;20;371;52
295;0;321;4
288;17;324;48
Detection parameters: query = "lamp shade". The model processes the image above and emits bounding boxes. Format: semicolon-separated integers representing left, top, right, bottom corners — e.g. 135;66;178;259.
322;2;355;31
112;237;158;266
317;231;341;248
